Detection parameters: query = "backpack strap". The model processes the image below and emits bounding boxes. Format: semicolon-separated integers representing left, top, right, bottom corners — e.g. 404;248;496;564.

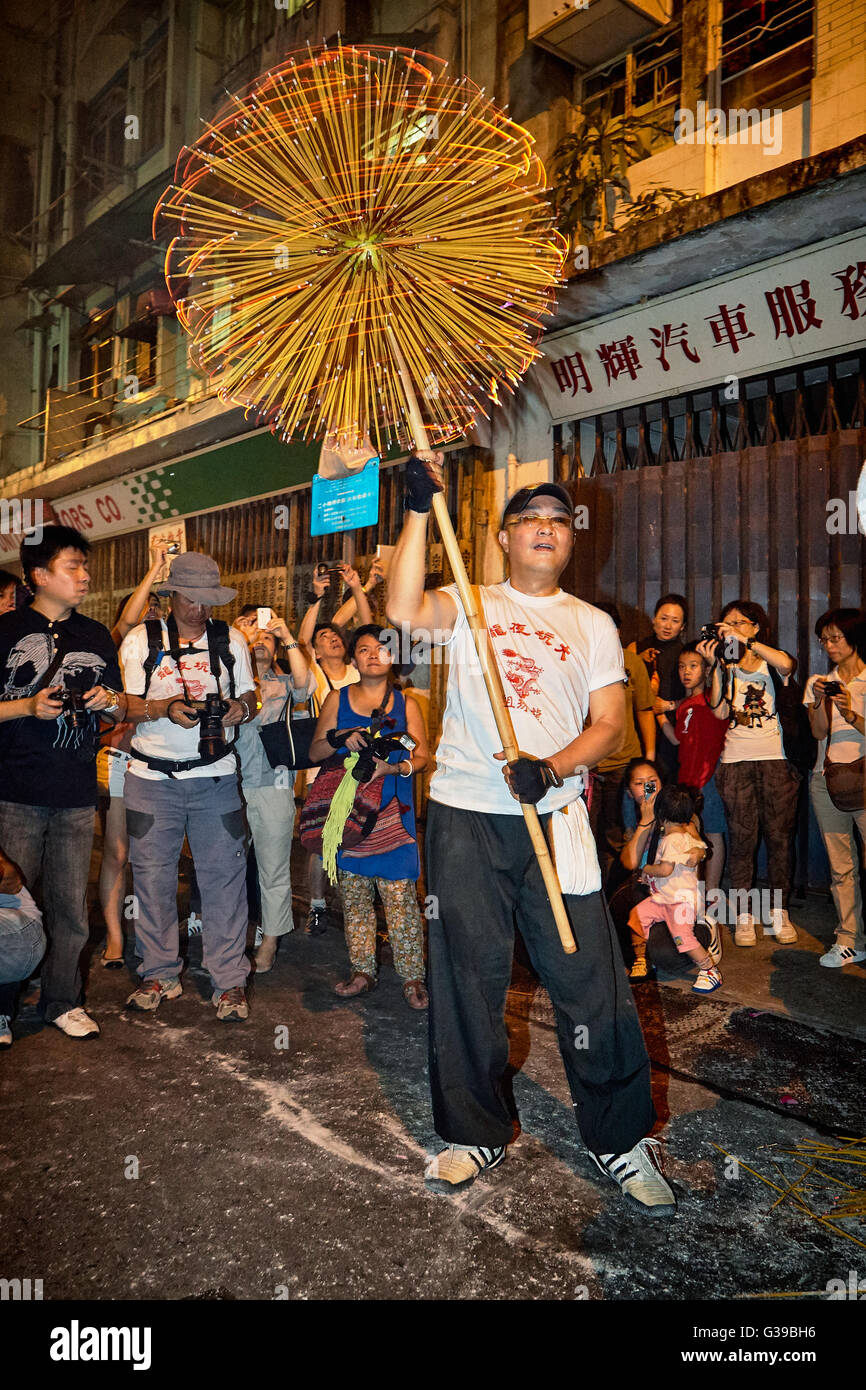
206;619;236;701
140;618;168;698
133;617;240;776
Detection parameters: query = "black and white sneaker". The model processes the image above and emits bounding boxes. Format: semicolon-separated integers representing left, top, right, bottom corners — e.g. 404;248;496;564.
424;1143;506;1193
699;917;723;965
590;1137;676;1217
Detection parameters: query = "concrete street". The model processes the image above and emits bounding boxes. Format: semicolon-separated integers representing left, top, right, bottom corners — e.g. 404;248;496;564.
1;840;863;1304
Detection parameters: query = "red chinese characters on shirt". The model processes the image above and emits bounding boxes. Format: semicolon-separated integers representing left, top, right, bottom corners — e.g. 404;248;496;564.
501;650;543;710
153;656;214;704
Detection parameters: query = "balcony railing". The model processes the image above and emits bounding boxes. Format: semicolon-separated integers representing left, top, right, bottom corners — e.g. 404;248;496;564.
17;351;214;467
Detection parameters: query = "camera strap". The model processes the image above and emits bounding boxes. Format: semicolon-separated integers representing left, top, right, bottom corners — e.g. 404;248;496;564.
135;615;240;777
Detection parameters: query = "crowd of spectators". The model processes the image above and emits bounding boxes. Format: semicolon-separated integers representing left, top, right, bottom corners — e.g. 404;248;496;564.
0;526;863;1049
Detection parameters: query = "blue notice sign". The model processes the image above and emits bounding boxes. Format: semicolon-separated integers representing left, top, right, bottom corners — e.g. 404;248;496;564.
310;459;380;536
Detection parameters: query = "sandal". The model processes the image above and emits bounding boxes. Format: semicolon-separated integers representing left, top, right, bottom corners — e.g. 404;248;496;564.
402;980;429;1010
334;972;376;998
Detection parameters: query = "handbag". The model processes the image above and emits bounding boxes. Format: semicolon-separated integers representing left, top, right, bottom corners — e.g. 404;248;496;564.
340;789;414;859
299;755;386;855
258;693;319;771
823;750;866;812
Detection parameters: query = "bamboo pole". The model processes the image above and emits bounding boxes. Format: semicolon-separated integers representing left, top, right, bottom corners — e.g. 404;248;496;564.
387;329;577;954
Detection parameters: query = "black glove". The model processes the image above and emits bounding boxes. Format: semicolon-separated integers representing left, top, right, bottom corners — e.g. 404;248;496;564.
404;455;442;513
506;757;563;805
327;726;369;750
351;747;377;783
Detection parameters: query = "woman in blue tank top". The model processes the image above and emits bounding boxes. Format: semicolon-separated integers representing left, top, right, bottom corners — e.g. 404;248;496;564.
310;626;430;1009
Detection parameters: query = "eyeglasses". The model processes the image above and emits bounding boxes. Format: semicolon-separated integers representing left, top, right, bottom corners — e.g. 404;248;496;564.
819;634;845;647
504;513;572;530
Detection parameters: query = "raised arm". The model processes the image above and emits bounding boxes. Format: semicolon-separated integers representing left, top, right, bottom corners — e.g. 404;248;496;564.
298;569;331;655
386;454;458;638
332;564;373;628
697;642;730;720
110;542;167;647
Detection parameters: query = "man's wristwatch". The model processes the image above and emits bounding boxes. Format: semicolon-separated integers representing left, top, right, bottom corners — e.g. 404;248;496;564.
103;689;120;712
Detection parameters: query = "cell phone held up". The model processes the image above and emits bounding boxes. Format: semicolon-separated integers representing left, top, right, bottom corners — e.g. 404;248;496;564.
644;780;657;801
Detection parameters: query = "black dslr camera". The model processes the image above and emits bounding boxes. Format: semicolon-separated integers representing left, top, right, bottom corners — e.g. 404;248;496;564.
351;729;416;783
197;693;229;758
60;687;89;730
327;710;416;783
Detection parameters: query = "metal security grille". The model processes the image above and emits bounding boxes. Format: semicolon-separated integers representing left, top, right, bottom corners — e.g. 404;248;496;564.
554;354;866;477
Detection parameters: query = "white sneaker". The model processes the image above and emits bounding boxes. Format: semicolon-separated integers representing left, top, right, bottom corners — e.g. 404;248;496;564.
590;1137;676;1217
766;908;798;943
0;1014;11;1047
424;1143;506;1193
819;942;866;968
52;1007;100;1039
734;913;757;946
693;965;722;994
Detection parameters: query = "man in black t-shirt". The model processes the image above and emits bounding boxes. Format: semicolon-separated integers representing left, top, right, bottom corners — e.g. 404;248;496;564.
0;526;122;1039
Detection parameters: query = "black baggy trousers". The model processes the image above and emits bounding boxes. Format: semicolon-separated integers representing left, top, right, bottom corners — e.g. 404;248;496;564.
426;800;656;1156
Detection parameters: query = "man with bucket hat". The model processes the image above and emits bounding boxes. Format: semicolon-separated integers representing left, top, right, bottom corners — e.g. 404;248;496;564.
119;553;257;1021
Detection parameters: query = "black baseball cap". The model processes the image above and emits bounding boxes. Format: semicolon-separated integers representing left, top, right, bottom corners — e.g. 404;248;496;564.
501;483;574;527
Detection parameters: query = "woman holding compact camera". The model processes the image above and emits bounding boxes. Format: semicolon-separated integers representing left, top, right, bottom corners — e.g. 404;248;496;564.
804;608;866;968
697;600;801;948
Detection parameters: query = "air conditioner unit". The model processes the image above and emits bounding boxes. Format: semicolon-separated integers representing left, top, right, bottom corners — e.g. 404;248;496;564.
528;0;672;69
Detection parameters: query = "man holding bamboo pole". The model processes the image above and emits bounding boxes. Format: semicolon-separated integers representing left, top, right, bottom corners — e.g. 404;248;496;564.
387;454;676;1217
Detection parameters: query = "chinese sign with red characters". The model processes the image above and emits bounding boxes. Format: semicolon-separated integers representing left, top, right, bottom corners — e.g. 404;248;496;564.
535;231;866;422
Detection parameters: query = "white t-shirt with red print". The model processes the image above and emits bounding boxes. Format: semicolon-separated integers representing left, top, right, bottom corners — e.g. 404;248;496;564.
121;621;255;781
430;581;626;816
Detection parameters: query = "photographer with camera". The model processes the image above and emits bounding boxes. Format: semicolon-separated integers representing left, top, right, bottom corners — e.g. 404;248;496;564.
697;600;803;948
120;553;256;1021
0;525;123;1038
296;563;375;936
804;609;866;968
608;760;716;978
309;624;429;1008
